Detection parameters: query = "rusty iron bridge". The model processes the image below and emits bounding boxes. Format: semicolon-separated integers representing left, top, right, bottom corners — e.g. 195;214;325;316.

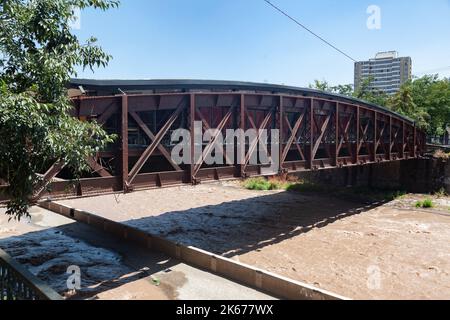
24;80;427;199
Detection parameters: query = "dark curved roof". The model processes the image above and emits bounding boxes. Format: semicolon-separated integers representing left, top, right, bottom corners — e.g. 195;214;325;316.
70;79;414;124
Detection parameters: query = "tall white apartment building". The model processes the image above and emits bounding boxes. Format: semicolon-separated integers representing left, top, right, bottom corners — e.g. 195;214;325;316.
354;51;412;95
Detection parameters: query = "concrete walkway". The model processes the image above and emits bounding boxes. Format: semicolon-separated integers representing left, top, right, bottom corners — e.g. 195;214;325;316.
0;206;276;300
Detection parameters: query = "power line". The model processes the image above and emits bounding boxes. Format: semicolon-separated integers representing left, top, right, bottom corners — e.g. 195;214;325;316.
263;0;357;63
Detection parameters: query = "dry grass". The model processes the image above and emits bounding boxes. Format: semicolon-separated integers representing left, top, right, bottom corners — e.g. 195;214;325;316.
433;149;450;160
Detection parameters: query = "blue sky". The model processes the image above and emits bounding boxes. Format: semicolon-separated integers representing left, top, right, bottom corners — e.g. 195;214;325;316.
74;0;450;87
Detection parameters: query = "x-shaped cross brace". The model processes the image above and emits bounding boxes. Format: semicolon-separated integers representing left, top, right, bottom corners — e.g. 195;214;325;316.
357;121;372;157
129;111;182;172
336;114;354;158
242;108;275;173
311;114;332;161
191;104;236;179
282;112;306;163
127;100;186;187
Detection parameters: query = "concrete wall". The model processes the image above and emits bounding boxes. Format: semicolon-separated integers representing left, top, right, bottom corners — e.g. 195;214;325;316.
401;158;450;194
446;161;450;193
295;158;449;194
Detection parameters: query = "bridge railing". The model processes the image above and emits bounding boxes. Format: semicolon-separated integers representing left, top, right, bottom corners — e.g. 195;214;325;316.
0;248;63;300
428;135;449;146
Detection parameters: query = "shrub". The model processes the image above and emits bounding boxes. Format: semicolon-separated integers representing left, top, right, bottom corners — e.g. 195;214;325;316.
415;199;435;209
422;199;435;208
243;177;272;191
243;177;288;191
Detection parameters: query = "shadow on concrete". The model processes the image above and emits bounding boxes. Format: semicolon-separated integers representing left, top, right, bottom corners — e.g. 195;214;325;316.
115;189;386;257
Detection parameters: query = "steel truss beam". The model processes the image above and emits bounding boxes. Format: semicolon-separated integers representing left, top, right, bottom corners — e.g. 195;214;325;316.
18;91;427;201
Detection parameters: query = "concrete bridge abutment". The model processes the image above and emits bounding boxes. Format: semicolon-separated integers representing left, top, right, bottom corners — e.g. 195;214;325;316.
293;158;449;194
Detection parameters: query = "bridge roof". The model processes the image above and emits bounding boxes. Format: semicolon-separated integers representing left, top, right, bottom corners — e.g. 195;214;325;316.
70;79;415;124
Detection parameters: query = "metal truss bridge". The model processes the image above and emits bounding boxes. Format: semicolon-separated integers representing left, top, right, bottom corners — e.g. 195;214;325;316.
25;80;428;199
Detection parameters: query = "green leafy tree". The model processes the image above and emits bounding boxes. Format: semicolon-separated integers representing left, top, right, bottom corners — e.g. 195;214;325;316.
309;79;332;92
411;75;450;136
387;75;450;135
311;75;450;137
309;80;354;97
310;77;388;106
387;80;430;130
0;0;119;220
333;84;354;97
353;77;389;106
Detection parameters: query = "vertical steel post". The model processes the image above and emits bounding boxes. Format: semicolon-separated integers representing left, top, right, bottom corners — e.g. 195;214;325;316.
240;94;246;178
388;115;393;160
121;95;129;192
373;111;377;162
309;98;314;170
355;106;360;164
335;103;339;166
279;95;284;173
190;94;196;183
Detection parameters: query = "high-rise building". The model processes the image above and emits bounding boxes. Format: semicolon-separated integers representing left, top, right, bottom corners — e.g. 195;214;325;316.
354;51;412;95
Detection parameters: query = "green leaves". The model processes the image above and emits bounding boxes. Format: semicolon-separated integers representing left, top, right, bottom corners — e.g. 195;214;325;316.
0;0;119;219
70;0;119;10
309;78;389;106
0;0;120;100
389;75;450;135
